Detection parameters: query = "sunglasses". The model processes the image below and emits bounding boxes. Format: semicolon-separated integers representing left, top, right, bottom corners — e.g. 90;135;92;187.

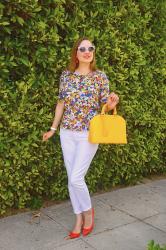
77;46;95;52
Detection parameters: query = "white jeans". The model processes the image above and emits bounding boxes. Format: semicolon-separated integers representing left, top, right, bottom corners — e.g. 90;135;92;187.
60;128;99;214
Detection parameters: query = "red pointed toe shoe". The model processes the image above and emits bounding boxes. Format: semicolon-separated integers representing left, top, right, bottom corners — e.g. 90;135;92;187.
82;208;94;236
68;231;81;239
66;221;83;239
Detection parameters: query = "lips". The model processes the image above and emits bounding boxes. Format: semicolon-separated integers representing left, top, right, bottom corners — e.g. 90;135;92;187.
83;56;91;59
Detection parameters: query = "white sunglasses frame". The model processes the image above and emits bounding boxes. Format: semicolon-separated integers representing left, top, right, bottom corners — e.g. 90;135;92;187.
77;46;95;52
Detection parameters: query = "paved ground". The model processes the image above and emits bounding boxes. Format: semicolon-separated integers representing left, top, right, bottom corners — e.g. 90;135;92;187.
0;179;166;250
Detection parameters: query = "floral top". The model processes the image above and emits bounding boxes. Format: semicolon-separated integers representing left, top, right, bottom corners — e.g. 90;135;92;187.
58;69;110;131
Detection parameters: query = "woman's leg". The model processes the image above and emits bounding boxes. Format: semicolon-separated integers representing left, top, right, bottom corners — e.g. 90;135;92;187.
70;137;99;213
60;128;83;235
70;137;98;230
60;128;98;234
60;128;82;214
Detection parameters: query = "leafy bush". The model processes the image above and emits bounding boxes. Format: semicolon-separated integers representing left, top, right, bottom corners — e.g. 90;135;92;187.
148;240;166;250
0;0;166;215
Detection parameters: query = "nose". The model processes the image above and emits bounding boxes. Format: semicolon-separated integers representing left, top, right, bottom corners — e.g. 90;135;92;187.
84;51;91;55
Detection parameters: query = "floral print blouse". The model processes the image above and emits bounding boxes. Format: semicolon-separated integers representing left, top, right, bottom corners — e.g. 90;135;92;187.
58;69;110;131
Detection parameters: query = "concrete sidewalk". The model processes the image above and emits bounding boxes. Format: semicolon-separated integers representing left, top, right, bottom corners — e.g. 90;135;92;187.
0;179;166;250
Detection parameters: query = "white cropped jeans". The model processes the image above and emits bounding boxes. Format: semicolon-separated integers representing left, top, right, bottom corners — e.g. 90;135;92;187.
60;128;99;214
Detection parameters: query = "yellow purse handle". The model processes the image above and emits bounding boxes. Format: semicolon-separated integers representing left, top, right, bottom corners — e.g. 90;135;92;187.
101;104;117;115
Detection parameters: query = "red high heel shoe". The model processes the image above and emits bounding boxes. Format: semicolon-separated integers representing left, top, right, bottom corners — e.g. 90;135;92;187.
68;231;81;239
82;208;94;236
67;221;83;239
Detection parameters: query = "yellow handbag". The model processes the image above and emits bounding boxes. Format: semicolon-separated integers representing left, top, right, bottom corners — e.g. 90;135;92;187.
88;104;127;144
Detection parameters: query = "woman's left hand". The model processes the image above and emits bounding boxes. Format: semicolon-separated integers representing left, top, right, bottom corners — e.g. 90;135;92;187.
107;92;119;110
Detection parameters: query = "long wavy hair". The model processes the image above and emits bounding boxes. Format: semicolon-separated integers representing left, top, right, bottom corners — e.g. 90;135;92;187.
68;37;97;72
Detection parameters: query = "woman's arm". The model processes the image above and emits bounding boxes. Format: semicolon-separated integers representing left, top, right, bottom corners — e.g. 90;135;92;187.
51;100;65;129
42;100;65;141
99;72;119;112
106;92;119;111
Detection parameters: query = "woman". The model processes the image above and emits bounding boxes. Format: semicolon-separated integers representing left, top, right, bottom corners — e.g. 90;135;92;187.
42;37;119;239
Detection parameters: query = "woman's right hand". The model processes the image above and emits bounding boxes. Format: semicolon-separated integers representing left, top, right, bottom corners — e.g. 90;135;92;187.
42;130;55;141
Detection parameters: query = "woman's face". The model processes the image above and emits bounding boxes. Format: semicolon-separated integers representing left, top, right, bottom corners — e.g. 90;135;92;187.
76;40;95;64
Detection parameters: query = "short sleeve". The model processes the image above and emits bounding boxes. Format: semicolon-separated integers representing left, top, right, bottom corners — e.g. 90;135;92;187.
58;71;67;101
99;72;110;104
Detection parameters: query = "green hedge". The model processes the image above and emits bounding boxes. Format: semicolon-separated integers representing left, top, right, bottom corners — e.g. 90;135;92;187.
148;240;166;250
0;0;166;215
